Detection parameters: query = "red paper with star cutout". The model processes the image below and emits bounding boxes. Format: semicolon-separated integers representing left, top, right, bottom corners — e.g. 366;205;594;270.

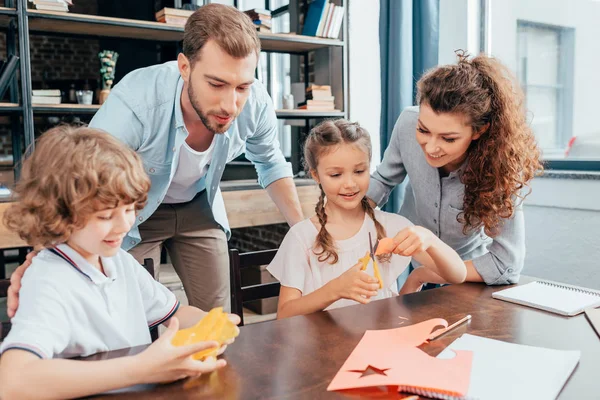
327;319;472;398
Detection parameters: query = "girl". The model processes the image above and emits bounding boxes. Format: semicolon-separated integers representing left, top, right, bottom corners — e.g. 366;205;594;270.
267;120;466;319
0;126;238;400
367;51;543;292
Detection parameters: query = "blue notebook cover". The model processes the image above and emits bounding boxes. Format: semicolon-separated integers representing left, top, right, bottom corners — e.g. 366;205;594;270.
302;0;327;36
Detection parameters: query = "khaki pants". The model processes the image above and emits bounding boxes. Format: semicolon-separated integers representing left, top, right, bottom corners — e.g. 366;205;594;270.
129;191;230;312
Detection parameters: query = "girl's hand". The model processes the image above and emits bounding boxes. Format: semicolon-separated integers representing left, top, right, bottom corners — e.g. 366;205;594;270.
392;226;436;256
331;262;380;304
398;267;427;295
134;317;226;384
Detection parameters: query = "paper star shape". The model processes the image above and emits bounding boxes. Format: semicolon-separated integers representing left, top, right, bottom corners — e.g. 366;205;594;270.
349;365;390;378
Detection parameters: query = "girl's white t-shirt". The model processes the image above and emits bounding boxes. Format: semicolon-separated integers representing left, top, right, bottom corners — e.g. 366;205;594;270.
267;210;413;310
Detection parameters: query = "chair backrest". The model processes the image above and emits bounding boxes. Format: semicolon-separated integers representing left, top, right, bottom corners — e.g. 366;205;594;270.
0;247;30;341
142;258;160;341
229;248;280;326
0;247;32;279
0;279;10;341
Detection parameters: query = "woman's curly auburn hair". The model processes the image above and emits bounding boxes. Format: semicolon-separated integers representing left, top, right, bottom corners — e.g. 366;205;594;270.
417;51;543;237
4;125;150;247
303;119;390;265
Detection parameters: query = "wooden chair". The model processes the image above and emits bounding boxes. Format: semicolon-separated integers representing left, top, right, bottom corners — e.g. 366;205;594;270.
0;279;11;341
141;258;161;342
0;247;31;341
229;248;280;326
0;247;32;279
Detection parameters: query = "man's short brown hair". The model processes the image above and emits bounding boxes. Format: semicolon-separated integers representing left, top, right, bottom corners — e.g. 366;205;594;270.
183;3;261;64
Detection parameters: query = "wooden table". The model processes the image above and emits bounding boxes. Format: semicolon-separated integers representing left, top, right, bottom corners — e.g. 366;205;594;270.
88;277;600;399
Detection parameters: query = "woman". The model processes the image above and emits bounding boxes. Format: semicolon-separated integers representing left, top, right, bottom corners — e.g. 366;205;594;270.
368;51;542;292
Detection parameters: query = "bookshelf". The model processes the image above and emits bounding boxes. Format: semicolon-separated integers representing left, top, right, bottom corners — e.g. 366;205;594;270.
2;0;349;181
26;10;344;52
0;103;21;112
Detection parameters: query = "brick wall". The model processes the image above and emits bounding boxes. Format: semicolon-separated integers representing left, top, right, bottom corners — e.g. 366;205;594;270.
0;0;100;156
229;223;290;253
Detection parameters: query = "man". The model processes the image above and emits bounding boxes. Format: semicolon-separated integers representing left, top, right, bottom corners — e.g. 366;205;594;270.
7;4;303;314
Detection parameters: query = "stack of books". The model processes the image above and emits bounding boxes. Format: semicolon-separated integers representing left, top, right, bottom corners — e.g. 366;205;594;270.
29;0;72;12
155;7;194;26
244;8;272;33
298;84;336;111
302;0;344;38
32;89;61;105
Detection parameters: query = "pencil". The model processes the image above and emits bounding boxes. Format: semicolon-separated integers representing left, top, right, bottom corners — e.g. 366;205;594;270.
428;315;472;341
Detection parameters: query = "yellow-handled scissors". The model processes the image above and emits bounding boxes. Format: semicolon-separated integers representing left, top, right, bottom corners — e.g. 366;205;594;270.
359;232;383;289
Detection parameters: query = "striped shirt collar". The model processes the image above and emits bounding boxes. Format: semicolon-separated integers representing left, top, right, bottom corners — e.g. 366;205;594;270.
50;244;118;285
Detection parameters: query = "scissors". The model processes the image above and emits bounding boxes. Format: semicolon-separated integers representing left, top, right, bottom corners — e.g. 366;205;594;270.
358;232;384;289
369;232;379;261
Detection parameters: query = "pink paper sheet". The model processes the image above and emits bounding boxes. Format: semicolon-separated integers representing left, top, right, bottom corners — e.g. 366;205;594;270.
328;319;472;398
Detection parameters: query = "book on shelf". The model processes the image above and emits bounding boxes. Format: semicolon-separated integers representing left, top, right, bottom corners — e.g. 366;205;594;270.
243;8;271;17
155;7;193;24
306;84;333;97
0;184;11;199
245;9;272;33
302;0;344;38
157;15;188;26
253;19;272;28
297;104;336;111
156;7;194;19
29;0;71;3
245;13;271;22
306;92;334;101
32;89;61;97
31;95;61;105
298;99;335;107
30;0;71;12
0;55;19;100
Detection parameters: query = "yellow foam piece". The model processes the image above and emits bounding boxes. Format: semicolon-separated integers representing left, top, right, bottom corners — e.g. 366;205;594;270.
171;307;239;360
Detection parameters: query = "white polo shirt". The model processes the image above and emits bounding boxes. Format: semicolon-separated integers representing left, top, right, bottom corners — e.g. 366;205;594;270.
0;244;179;359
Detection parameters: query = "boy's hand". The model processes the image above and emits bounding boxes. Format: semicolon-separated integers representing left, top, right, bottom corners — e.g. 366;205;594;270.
331;262;380;304
7;250;38;318
392;226;436;257
135;317;226;384
216;313;241;356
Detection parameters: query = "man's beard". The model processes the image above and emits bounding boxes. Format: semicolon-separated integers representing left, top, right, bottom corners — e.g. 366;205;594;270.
188;82;232;134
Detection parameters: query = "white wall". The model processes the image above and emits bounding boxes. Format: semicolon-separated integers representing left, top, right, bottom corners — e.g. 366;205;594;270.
490;0;600;140
523;177;600;289
348;0;382;168
438;0;480;65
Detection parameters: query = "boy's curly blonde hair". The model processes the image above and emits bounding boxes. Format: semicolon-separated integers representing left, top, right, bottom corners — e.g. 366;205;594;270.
4;125;150;247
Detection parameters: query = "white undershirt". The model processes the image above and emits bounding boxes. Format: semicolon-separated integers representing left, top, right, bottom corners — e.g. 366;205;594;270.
163;137;216;204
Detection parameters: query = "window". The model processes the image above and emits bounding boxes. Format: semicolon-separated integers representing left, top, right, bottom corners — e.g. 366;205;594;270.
517;21;574;158
488;0;600;167
240;0;293;158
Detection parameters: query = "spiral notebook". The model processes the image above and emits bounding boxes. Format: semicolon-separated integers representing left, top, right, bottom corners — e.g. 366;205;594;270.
437;334;580;400
492;280;600;316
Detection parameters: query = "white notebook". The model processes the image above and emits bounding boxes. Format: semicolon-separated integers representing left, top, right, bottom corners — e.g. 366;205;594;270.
437;334;580;400
492;280;600;316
